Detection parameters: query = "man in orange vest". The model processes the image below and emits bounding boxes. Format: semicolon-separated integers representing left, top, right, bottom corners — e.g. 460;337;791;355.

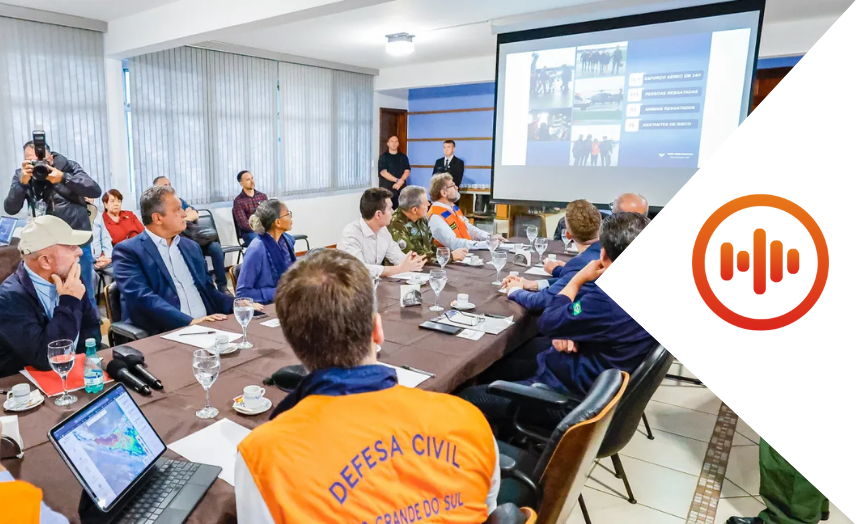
235;249;500;524
427;174;504;251
0;421;69;523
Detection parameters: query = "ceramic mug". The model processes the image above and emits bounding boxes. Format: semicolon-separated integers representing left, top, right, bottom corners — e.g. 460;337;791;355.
242;385;266;410
6;384;31;407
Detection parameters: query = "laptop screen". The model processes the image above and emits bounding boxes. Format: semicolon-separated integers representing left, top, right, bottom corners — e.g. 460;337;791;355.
51;384;166;510
0;216;15;246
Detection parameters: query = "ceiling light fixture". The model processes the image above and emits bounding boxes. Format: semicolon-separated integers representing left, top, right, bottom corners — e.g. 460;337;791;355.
386;33;415;56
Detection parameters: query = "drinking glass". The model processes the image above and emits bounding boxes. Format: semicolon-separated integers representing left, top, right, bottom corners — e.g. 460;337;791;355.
233;297;254;350
526;225;538;251
48;339;77;407
491;251;508;286
436;247;450;270
562;230;572;254
193;349;221;419
535;237;549;266
487;236;501;266
429;269;447;312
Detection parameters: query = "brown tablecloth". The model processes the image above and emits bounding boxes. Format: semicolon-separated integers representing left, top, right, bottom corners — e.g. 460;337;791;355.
0;239;573;523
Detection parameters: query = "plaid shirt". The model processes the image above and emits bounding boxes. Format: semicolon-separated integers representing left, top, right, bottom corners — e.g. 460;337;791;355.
232;191;268;234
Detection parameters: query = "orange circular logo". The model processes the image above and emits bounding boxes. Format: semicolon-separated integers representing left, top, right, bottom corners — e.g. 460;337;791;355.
692;194;829;330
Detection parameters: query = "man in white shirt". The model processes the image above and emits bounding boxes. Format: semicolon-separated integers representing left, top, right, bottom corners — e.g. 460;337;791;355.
338;187;425;279
427;174;503;251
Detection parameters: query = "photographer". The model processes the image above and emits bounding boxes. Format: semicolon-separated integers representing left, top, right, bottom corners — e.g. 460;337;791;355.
4;137;102;312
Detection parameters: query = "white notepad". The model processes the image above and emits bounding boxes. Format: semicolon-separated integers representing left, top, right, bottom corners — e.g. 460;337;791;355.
161;325;243;349
168;419;251;486
378;363;431;388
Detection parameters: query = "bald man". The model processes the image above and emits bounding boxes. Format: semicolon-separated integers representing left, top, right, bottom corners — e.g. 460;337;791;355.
612;193;649;216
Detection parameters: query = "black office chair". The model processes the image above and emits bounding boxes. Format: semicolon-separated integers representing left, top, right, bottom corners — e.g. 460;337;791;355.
197;209;243;264
95;266;114;304
104;282;149;346
230;213;310;253
484;503;536;524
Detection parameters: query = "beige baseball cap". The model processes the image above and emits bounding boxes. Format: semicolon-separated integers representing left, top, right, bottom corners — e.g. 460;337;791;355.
18;215;91;255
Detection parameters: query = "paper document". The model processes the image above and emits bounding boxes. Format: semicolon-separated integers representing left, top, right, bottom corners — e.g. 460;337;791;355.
168;419;251;486
388;271;429;283
0;415;24;458
525;267;552;277
260;318;280;328
457;329;485;341
161;325;242;349
434;312;514;335
378;363;431;388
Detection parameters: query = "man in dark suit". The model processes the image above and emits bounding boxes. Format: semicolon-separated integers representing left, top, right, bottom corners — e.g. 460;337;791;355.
432;140;465;188
112;185;239;335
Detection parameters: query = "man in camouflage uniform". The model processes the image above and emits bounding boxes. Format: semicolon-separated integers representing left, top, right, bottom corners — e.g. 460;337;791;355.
389;186;467;264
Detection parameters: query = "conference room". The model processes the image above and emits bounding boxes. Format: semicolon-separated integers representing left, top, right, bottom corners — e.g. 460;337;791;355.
0;0;849;523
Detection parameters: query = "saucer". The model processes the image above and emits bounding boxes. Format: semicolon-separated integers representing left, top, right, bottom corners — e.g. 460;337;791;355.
406;279;426;286
208;343;239;355
451;300;476;311
3;391;45;412
232;396;272;415
464;259;484;267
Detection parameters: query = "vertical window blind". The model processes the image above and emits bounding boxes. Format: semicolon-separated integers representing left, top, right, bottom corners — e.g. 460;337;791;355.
128;47;372;205
0;16;110;208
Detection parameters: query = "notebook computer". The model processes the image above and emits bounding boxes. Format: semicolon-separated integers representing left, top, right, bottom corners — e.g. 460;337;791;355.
0;216;16;246
48;383;221;524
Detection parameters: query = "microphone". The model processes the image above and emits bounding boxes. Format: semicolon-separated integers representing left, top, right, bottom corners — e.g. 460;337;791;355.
113;346;164;390
106;360;151;396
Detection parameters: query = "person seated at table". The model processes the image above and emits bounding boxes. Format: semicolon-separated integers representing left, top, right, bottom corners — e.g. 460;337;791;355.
427;174;502;250
389;185;467;264
236;199;296;304
338;187;426;279
459;212;654;427
98;189;145;248
613;192;649;216
112;185;237;335
0;420;70;523
502;199;602;312
235;250;500;523
0;216;99;378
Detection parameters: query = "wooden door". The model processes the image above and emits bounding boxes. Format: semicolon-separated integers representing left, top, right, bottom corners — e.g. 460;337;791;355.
752;67;791;113
379;108;408;155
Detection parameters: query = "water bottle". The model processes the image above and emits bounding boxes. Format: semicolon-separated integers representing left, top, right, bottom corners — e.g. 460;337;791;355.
83;338;104;394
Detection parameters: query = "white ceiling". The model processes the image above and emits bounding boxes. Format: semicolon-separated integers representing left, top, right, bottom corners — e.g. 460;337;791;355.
0;0;181;21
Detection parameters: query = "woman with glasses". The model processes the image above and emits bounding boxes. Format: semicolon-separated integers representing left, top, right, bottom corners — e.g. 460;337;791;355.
236;199;296;304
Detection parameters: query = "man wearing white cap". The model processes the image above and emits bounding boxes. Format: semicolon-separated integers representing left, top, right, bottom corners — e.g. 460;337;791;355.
0;215;100;378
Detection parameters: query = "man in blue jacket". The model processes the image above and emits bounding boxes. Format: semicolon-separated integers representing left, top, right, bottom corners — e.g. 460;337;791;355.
502;199;603;313
460;212;655;426
112;185;235;335
0;216;100;378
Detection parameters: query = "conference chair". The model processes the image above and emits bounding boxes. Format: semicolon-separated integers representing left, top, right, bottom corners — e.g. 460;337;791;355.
104;282;150;346
95;265;114;305
488;369;628;524
197;209;243;264
232;220;311;254
228;263;242;293
485;504;537;524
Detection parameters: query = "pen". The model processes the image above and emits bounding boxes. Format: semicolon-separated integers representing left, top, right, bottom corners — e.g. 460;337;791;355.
180;331;215;336
401;365;436;378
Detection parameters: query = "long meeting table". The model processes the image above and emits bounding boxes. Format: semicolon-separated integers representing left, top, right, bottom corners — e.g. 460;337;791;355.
0;239;573;523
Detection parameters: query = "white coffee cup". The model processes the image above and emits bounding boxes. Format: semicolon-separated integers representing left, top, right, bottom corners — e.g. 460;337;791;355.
548;254;557;261
242;385;266;410
6;384;31;407
457;293;470;306
509;271;519;277
214;335;229;353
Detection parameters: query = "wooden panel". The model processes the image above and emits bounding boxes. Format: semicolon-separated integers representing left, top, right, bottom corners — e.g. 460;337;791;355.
751;67;791;113
408;107;494;115
411;165;492;169
408;137;493;142
495;204;510;220
379;108;408;156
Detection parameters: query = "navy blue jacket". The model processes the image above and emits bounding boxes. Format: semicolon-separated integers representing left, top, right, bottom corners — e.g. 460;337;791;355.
510;241;602;312
112;232;233;335
235;234;296;304
0;263;100;377
533;282;654;396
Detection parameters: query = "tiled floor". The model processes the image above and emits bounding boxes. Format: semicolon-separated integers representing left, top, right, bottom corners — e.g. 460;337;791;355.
564;361;854;524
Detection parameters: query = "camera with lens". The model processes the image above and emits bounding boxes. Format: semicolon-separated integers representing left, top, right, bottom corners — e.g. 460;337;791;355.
30;130;51;182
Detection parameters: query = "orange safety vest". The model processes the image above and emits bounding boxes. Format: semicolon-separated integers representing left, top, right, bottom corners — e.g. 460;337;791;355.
238;385;496;524
0;479;43;524
428;204;471;247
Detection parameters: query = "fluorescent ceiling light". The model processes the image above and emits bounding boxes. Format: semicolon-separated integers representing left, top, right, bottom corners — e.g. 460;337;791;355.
386;33;415;56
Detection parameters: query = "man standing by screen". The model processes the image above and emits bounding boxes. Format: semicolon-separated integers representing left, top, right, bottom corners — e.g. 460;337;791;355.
378;136;410;210
432;139;465;188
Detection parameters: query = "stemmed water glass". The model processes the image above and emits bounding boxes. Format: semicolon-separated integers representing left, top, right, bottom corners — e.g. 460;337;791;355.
526;225;538;251
48;339;77;407
487;236;501;266
562;230;572;254
436;247;450;270
193;349;221;419
491;251;508;286
535;237;549;266
233;297;254;350
429;270;447;312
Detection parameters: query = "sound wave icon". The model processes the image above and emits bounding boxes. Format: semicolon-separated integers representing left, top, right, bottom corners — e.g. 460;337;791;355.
720;229;799;295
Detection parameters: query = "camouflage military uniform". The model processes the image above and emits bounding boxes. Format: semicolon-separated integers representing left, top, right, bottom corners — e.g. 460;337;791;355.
389;208;436;263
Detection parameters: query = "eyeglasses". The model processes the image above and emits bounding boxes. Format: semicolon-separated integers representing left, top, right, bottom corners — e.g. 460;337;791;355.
443;184;457;191
280;211;293;219
440;310;485;327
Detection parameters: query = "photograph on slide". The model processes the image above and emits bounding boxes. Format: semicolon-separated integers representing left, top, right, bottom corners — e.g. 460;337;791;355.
529;48;577;111
575;41;628;79
528;109;571;142
570;124;621;167
572;76;626;124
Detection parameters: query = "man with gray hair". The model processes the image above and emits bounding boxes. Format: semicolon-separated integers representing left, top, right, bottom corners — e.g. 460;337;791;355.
612;193;649;216
389;185;467;263
0;215;100;377
112;185;239;335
